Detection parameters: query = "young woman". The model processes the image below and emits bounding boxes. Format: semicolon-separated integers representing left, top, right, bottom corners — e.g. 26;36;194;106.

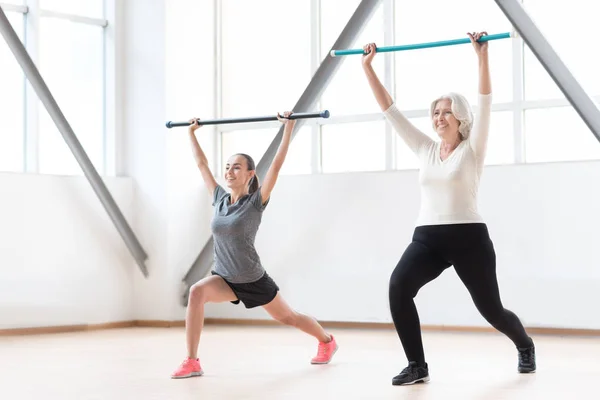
171;111;338;379
361;32;536;385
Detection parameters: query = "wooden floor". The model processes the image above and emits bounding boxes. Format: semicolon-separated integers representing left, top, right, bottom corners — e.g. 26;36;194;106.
1;325;599;400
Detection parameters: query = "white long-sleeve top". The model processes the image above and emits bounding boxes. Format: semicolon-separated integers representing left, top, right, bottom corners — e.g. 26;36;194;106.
384;94;493;227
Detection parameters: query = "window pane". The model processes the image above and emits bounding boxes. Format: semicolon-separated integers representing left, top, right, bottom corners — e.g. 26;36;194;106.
396;111;514;169
38;18;104;175
0;12;24;172
394;0;512;109
525;107;600;163
221;126;312;176
523;0;599;100
486;111;514;165
39;0;104;18
221;0;311;118
321;121;386;173
320;0;384;115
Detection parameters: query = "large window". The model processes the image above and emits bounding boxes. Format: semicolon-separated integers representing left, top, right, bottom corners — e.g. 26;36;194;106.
321;120;386;173
486;111;515;166
218;0;600;176
0;1;110;175
520;0;600;162
523;0;600;100
38;17;105;175
39;0;104;19
525;107;600;163
220;0;312;118
0;11;25;172
221;126;312;176
320;0;385;116
218;0;313;175
394;0;513;110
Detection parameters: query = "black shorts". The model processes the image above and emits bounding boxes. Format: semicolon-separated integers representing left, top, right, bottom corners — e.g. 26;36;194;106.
211;270;280;309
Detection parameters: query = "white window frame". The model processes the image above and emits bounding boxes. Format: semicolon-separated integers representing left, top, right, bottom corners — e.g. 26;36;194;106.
0;3;27;13
310;0;321;174
1;0;113;175
213;0;599;176
212;0;223;176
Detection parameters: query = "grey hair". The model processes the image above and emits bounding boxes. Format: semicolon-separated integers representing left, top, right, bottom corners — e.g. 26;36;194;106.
429;92;473;140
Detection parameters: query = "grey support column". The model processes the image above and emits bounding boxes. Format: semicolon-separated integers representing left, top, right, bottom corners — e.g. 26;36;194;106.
181;0;383;304
0;7;149;277
494;0;600;143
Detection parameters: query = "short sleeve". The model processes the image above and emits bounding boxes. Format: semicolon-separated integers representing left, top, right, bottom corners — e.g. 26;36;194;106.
212;185;229;207
249;187;269;211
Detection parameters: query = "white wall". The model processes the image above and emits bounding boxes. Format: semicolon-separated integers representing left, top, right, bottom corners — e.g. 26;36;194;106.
156;1;600;330
120;0;175;321
0;173;136;329
0;0;155;330
123;0;217;321
204;160;600;330
6;0;598;332
165;0;216;317
1;0;204;329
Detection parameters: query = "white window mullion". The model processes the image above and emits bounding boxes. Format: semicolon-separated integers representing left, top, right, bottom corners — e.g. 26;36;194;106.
103;0;117;176
213;0;223;177
512;4;525;164
383;0;395;171
319;112;384;125
38;10;107;27
312;124;322;174
24;0;40;173
0;3;28;13
311;0;321;174
523;98;574;110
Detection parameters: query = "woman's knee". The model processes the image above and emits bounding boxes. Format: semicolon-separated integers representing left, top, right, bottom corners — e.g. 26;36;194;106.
188;283;209;305
389;270;417;299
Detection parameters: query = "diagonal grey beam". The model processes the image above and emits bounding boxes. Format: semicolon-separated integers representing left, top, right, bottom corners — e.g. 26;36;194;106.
0;6;149;277
181;0;383;305
494;0;600;143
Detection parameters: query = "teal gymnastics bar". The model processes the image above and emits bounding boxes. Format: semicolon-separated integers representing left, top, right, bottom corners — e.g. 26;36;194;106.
330;32;514;57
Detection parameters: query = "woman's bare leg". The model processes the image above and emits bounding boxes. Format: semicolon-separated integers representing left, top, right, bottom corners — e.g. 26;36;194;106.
262;293;330;343
186;275;237;358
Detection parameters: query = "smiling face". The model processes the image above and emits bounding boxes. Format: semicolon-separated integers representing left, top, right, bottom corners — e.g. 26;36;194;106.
432;99;461;142
429;93;474;143
224;154;255;191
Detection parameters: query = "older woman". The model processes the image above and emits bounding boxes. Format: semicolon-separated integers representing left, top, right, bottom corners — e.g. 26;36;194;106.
361;32;535;386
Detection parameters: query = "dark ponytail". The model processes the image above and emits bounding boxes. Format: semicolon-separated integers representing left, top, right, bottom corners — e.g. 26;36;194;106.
236;153;259;194
248;176;259;194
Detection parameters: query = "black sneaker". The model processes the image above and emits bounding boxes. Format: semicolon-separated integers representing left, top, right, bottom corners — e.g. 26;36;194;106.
392;361;430;385
518;343;536;373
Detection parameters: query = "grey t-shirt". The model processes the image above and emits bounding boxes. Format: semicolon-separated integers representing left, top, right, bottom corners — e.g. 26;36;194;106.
211;185;269;284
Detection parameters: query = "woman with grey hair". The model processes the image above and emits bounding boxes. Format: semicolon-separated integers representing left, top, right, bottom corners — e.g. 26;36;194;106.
362;32;535;386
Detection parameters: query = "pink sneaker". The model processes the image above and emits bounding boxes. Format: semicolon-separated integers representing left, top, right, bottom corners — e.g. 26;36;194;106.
171;357;204;379
311;334;338;364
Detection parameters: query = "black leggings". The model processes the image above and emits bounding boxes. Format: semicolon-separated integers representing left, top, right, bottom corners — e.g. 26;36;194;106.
389;223;532;366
